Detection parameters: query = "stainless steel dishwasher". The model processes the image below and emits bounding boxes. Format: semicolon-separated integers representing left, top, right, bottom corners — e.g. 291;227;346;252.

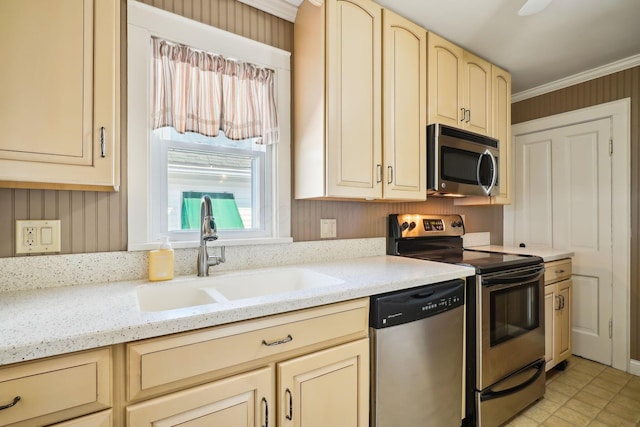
370;279;465;427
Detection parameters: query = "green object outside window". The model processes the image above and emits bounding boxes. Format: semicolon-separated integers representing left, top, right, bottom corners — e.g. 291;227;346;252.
181;192;244;230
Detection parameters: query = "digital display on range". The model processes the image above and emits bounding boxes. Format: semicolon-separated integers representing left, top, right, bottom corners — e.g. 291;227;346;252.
423;219;444;231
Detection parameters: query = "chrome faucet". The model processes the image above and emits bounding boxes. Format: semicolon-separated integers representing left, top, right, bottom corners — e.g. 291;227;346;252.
197;195;225;276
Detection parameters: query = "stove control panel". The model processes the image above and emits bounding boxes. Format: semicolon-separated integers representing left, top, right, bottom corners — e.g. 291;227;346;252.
389;214;465;239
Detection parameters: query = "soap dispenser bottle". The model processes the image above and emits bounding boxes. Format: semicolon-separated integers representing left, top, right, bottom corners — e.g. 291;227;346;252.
149;237;174;281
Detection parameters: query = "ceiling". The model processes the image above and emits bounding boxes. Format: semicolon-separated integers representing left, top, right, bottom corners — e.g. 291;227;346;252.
374;0;640;95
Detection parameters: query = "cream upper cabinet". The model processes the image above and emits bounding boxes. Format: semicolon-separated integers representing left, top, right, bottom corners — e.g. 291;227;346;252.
0;0;120;191
295;0;382;200
491;64;512;204
295;0;426;201
427;33;464;128
428;32;492;136
278;339;369;427
382;9;427;200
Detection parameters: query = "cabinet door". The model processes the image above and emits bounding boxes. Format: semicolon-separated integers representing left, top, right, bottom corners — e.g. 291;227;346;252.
127;367;273;427
0;0;119;191
278;338;369;427
427;33;464;127
463;51;492;136
556;279;572;361
326;0;382;199
382;9;426;200
491;64;512;204
544;284;556;371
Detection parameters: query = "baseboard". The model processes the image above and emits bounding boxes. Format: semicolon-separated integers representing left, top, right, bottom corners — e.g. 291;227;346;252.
629;359;640;376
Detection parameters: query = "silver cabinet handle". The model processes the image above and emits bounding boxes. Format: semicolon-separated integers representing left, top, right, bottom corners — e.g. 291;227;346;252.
376;164;382;183
460;108;466;122
100;127;106;158
0;396;20;411
555;295;562;310
285;388;293;420
560;294;565;309
466;109;471;123
387;166;393;184
261;397;269;427
556;269;565;274
262;334;293;347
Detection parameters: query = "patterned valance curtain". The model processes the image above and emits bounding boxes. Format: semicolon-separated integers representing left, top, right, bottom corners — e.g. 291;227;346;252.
151;38;279;144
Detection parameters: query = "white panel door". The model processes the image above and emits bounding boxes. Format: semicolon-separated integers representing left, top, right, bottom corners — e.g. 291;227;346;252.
512;134;553;247
551;118;612;364
511;118;613;365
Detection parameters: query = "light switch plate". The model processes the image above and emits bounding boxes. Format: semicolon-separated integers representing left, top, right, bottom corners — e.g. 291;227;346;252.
16;220;61;254
320;219;337;239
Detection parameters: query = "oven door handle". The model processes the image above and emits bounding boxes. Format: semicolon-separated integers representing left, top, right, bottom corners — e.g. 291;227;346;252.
480;360;545;402
482;266;545;286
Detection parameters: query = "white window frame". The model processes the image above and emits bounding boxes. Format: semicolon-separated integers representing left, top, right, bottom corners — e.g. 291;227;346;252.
127;0;291;250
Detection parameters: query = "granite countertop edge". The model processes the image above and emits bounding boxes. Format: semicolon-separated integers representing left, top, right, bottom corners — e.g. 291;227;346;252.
0;255;475;366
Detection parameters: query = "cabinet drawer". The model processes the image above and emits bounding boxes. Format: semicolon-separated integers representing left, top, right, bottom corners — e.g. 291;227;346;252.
544;259;572;284
0;348;111;426
127;298;369;400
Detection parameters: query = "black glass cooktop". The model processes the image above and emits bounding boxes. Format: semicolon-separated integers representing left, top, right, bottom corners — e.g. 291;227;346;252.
403;249;542;274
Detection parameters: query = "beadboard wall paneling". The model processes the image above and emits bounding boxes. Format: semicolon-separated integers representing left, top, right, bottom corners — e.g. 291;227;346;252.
291;198;504;243
512;65;640;360
139;0;293;52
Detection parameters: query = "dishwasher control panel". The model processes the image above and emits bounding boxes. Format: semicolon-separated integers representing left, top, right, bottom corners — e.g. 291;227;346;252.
369;279;465;329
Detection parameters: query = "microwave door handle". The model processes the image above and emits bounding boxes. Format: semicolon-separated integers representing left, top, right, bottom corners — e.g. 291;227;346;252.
477;150;497;195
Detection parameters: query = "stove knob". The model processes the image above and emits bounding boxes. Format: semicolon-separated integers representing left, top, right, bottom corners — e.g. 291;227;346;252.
401;221;409;230
409;221;416;230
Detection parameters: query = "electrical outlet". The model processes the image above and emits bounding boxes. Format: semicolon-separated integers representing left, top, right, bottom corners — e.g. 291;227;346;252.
320;219;337;239
16;220;61;254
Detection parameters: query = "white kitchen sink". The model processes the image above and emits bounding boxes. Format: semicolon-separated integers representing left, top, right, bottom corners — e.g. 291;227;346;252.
136;268;344;312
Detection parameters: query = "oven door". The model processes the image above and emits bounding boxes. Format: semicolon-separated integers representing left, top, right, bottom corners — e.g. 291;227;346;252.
477;265;545;390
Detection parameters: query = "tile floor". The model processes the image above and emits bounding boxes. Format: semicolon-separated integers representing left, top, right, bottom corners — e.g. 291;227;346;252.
507;356;640;426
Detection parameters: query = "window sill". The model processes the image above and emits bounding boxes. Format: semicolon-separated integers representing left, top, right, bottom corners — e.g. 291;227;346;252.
129;237;294;251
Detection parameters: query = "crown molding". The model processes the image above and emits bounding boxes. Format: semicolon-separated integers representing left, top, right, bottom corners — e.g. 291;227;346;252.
237;0;304;22
512;54;640;103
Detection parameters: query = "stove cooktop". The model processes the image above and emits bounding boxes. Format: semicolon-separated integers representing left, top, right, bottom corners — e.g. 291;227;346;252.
400;249;542;274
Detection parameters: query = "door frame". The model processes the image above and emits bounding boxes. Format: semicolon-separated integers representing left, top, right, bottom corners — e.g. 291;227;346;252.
507;98;631;372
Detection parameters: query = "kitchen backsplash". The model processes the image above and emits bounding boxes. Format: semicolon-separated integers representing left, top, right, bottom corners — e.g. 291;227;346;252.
0;238;386;293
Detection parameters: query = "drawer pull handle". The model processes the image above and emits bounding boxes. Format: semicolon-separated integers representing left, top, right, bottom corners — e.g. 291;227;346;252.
556;269;565;274
262;334;293;347
0;396;20;411
262;397;269;427
285;388;293;420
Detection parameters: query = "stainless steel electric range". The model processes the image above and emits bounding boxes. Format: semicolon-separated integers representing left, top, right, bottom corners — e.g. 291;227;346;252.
388;213;546;427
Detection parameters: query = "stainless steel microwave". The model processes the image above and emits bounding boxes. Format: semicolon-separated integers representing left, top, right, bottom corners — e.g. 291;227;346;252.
427;123;500;197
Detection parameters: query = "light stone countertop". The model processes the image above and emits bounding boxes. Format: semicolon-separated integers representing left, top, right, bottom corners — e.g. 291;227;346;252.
0;255;474;366
467;245;574;262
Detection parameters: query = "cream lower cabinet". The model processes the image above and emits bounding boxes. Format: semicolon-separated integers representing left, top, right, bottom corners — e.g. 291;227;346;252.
278;339;368;427
127;367;272;427
0;0;120;191
125;299;370;427
544;259;573;371
0;348;112;427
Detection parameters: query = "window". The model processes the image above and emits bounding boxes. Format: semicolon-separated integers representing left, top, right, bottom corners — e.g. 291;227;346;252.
127;2;291;250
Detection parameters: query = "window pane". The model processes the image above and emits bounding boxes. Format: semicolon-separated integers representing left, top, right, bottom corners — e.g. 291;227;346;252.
152;128;268;239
